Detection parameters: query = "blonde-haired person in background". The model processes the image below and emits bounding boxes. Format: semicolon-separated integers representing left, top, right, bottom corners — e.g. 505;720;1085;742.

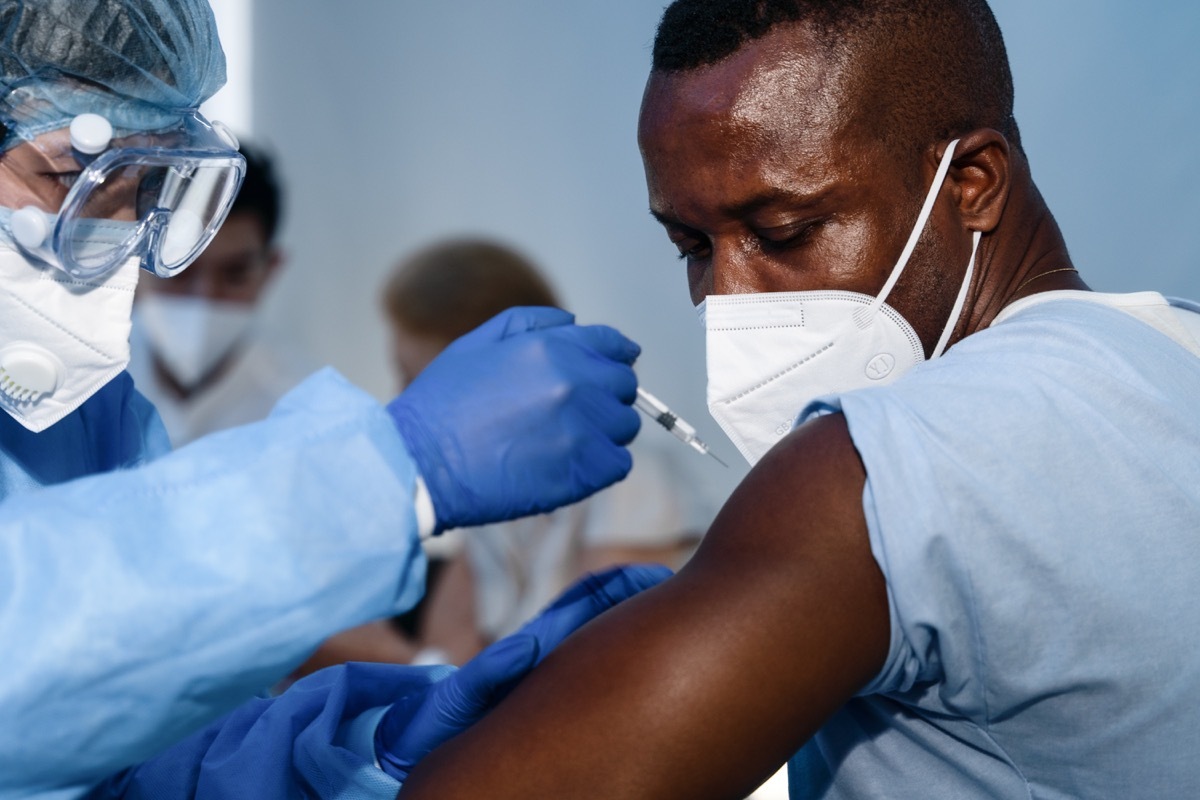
382;237;710;664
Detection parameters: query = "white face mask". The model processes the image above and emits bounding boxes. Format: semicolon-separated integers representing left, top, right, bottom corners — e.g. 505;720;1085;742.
134;293;257;390
0;246;139;432
701;140;981;465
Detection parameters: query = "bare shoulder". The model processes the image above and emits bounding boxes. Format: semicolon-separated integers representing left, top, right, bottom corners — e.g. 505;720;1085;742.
702;411;875;568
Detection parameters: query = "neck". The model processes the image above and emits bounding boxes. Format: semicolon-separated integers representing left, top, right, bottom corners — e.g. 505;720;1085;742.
964;154;1089;334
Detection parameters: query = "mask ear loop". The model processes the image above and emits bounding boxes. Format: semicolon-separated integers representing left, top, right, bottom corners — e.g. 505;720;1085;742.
856;139;961;328
930;229;981;358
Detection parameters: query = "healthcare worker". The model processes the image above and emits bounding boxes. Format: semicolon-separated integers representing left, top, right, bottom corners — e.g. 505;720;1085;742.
0;1;647;797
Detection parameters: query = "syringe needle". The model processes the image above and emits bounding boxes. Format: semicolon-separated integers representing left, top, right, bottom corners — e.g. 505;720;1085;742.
635;387;726;467
705;448;729;468
682;432;729;467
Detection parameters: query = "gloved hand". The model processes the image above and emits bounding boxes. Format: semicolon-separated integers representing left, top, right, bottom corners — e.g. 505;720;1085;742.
387;306;642;533
374;563;672;782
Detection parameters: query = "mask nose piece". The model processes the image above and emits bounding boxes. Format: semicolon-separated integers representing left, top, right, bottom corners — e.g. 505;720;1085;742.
0;343;65;403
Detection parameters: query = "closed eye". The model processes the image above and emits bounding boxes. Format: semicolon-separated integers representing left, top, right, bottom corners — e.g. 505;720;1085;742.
756;217;824;251
660;223;710;263
675;238;711;262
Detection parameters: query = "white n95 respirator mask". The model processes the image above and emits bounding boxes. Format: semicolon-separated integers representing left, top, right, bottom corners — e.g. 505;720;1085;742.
701;139;981;465
134;294;257;390
0;246;139;432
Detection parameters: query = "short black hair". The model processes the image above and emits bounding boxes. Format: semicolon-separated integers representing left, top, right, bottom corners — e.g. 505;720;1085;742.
651;0;1020;157
231;141;283;244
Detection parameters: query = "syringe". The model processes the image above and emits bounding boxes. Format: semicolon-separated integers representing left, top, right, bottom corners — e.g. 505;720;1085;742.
635;387;727;467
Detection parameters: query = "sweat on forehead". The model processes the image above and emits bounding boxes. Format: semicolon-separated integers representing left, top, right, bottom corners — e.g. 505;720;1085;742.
650;0;1020;159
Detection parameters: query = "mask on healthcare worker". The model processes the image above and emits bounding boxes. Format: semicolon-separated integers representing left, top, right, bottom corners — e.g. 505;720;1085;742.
134;294;258;390
0;245;139;432
701;139;982;465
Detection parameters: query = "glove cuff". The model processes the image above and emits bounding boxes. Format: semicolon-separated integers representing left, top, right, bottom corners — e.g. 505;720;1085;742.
413;476;437;538
386;398;460;534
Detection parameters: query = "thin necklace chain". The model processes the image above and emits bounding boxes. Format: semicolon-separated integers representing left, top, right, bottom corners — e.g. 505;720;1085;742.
1014;266;1079;295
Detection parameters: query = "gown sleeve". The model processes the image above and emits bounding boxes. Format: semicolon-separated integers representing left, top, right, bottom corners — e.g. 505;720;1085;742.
0;368;428;799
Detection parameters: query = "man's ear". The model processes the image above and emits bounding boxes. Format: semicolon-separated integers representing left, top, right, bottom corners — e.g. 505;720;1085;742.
943;128;1010;234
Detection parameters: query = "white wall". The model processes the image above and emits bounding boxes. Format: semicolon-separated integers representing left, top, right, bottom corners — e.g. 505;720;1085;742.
201;0;254;135
247;0;749;502
230;1;1200;504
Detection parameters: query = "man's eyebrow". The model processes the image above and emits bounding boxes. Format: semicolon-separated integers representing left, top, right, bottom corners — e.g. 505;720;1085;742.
726;186;835;217
649;186;837;228
649;209;682;227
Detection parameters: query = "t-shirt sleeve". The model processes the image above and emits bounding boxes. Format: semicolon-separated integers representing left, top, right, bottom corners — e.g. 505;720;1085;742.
803;389;960;699
800;343;1057;716
800;303;1196;720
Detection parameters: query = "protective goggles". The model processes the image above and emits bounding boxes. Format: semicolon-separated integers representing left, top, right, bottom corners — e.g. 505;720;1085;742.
5;111;245;280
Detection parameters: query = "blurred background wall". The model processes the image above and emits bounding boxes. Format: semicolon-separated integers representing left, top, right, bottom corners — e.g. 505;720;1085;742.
204;0;1200;504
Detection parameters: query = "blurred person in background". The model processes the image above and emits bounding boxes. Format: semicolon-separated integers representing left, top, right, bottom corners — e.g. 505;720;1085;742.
382;237;711;665
129;142;316;447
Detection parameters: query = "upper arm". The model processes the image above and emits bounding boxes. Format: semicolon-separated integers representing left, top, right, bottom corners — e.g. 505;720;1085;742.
400;413;891;799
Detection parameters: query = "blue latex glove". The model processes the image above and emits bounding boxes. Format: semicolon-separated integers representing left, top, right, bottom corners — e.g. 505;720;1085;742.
375;563;673;781
387;306;642;533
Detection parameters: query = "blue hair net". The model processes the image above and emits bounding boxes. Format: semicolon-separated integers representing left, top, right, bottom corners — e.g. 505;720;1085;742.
0;0;227;150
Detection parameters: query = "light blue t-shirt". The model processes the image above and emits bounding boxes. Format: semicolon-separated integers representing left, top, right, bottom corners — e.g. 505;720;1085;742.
791;294;1200;799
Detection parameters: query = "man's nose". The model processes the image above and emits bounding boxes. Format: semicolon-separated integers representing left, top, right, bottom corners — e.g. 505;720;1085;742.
709;244;760;296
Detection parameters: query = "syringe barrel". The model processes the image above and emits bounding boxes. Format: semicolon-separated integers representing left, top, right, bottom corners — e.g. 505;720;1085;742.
637;386;702;448
635;387;669;417
666;413;697;441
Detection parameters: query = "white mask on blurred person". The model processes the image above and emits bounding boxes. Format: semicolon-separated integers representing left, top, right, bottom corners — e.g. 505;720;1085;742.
699;140;980;465
0;247;139;432
135;294;257;390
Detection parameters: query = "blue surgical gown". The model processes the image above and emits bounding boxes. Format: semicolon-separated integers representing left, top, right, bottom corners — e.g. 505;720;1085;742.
0;368;427;799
